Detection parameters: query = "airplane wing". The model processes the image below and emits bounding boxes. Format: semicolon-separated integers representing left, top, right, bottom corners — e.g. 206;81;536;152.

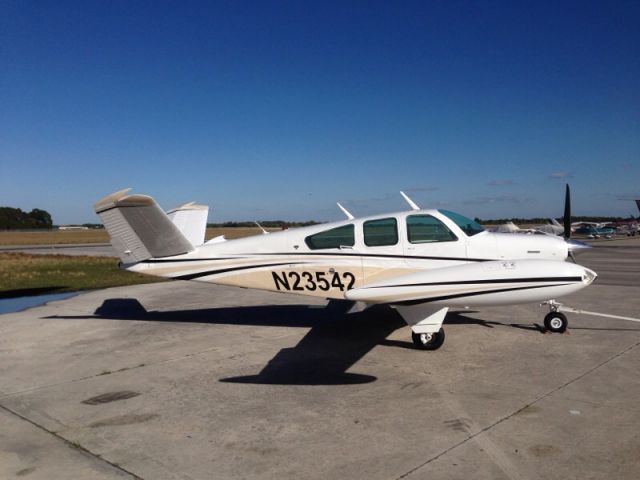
345;260;592;307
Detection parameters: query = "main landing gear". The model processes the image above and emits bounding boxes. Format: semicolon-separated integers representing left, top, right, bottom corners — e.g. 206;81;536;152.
411;328;446;350
542;300;569;333
394;306;449;351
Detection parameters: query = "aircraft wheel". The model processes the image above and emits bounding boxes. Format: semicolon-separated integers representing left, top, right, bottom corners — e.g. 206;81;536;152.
411;328;445;350
544;312;568;333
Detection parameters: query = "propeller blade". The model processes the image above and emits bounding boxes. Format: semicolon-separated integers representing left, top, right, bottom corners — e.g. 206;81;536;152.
564;183;571;239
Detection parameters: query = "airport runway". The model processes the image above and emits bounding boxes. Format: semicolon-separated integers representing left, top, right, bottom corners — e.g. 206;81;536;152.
1;239;639;479
0;243;116;257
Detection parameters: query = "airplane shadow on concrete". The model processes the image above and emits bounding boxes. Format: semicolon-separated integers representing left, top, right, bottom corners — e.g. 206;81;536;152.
44;299;550;386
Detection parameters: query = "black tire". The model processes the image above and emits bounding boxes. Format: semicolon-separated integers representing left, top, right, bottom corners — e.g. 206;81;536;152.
411;328;445;350
544;312;568;333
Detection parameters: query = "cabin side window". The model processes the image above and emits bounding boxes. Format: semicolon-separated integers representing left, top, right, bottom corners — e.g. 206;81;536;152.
363;217;398;247
305;224;355;250
407;215;458;243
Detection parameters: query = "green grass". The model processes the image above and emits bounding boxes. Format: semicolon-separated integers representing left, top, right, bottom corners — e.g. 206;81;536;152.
0;252;165;298
0;227;279;245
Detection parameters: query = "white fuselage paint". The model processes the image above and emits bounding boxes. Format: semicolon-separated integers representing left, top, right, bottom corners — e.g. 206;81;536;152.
126;209;596;307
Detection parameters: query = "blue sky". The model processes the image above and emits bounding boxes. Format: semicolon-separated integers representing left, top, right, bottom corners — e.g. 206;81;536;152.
1;0;639;224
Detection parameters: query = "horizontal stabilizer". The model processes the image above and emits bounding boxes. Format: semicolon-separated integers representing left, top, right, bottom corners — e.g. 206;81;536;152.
167;202;209;247
95;189;194;264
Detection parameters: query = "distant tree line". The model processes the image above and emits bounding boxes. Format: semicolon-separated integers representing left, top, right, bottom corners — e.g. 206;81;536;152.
475;215;638;225
0;207;53;229
207;220;321;228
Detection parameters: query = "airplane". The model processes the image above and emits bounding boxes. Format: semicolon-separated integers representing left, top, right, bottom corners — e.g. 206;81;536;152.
571;221;607;229
491;218;564;236
573;224;615;239
94;184;596;351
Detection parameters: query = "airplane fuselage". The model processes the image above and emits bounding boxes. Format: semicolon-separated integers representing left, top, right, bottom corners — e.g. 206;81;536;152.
127;208;593;307
95;188;596;349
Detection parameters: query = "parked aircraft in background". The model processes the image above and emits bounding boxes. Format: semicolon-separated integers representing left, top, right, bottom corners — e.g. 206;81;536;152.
492;188;571;236
614;223;638;236
95;184;595;351
492;218;564;236
571;221;608;230
574;225;615;239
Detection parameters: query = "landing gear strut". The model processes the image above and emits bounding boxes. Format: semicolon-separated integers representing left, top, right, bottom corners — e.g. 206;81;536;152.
542;301;568;333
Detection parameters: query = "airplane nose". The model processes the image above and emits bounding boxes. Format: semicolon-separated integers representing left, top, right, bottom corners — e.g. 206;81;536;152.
582;267;598;285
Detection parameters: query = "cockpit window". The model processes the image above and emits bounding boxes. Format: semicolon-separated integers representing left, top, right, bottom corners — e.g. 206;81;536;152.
438;210;484;236
407;215;457;243
305;224;355;250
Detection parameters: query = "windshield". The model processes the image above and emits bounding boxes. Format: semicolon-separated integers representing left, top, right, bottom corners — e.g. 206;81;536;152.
438;210;484;237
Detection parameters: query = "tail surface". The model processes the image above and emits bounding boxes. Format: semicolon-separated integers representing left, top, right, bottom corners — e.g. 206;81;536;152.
166;202;209;247
95;189;194;264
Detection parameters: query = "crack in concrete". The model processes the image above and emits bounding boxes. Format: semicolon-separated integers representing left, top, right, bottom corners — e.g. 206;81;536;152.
393;339;640;480
0;402;144;479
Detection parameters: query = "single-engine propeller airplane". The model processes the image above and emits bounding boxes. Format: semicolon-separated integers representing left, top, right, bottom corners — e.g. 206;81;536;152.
95;184;595;350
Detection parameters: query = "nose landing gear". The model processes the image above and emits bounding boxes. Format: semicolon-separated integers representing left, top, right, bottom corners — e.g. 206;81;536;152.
544;311;568;333
542;300;569;333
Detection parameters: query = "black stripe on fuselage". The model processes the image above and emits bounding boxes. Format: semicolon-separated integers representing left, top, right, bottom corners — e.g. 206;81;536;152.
364;276;582;289
172;262;307;281
248;252;491;262
143;252;490;264
395;284;573;306
142;257;249;263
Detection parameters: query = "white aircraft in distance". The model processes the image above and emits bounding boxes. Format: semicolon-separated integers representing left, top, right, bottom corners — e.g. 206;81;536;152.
95;185;595;350
491;219;564;235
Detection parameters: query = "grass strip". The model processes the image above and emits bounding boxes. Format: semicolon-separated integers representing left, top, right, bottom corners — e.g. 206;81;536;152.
0;227;278;245
0;252;165;297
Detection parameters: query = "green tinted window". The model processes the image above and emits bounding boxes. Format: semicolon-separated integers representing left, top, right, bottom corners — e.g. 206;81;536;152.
364;218;398;247
407;215;457;243
305;224;355;250
438;210;484;236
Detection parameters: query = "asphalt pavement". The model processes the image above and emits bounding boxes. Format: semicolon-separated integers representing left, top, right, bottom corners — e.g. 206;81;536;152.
1;237;639;479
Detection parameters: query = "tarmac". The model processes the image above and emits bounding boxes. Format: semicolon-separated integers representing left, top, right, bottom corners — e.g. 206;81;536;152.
1;237;639;479
0;243;116;257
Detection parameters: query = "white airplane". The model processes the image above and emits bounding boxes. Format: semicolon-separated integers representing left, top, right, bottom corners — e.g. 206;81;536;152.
491;185;577;236
491;220;564;235
95;186;595;350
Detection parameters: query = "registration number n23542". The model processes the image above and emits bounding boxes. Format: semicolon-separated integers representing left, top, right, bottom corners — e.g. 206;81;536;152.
272;271;356;292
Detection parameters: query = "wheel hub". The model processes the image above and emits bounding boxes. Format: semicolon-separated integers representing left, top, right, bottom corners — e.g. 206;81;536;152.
550;317;563;329
420;333;433;344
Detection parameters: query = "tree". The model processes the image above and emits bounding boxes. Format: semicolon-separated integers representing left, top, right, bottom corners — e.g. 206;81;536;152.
28;209;52;228
0;206;53;229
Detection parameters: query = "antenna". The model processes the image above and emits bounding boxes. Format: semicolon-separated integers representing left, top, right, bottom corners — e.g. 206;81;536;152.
254;221;268;234
400;191;420;211
336;202;354;219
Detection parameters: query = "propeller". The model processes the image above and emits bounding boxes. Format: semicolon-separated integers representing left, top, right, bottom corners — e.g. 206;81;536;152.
563;183;571;239
562;183;590;262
